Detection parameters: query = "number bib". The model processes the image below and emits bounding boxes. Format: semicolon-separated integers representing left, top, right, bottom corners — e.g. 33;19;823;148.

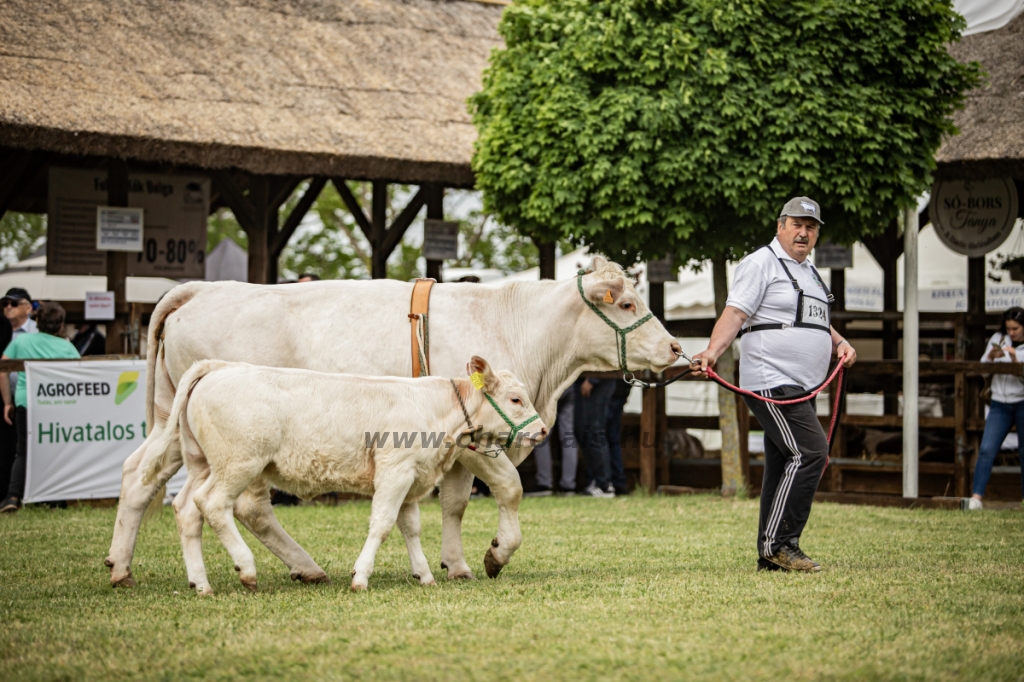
797;292;831;332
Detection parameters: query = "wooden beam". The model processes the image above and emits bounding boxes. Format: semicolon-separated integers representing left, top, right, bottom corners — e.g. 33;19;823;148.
272;177;326;255
332;178;373;238
425;184;444;282
212;171;256;229
105;159;129;355
371;180;388;279
538;241;556;279
246;176;270;284
270;176;302;211
640;385;658;494
380;188;426;258
0;152;44;219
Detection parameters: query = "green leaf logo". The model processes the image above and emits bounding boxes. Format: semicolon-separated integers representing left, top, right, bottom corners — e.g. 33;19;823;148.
115;371;139;405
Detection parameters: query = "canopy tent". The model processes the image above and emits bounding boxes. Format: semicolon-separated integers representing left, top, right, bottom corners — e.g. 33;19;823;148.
0;250;178;303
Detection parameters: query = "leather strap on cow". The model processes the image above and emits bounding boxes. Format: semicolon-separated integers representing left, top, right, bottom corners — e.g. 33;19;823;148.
409;278;435;378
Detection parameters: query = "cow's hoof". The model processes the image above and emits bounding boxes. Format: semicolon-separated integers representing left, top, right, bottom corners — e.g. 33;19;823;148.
422;579;437;587
103;558;114;569
111;573;136;588
350;582;367;592
197;586;215;597
483;547;504;579
448;571;476;580
291;570;330;585
188;581;196;589
240;577;257;593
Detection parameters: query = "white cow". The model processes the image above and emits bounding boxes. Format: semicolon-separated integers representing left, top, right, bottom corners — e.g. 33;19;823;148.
140;356;544;593
106;256;681;587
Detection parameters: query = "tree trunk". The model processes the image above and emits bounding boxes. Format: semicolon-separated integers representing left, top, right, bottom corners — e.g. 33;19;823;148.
713;256;744;496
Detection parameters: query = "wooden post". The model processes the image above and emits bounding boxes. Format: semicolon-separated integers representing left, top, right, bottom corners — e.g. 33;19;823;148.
538;241;556;280
105;159;129;355
425;184;444;282
830;267;846;337
640;384;657;494
646;280;667;489
247;176;270;284
371;180;388;279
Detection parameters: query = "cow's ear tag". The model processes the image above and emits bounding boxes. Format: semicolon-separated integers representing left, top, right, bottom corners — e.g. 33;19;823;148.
603;289;614;303
470;372;486;390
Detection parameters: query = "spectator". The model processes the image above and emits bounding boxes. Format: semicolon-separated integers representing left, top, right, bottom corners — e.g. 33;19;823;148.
0;288;35;504
0;302;80;513
0;312;11;498
297;273;321;282
969;307;1024;510
526;387;577;496
605;380;632;496
72;323;107;356
574;376;616;497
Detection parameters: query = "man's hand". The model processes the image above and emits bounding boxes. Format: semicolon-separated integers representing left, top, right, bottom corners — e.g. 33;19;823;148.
580;378;593;398
690;350;719;378
837;340;857;368
3;404;12;426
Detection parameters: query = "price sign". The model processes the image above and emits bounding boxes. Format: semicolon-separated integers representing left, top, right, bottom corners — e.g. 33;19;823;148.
48;168;209;278
423;220;459;260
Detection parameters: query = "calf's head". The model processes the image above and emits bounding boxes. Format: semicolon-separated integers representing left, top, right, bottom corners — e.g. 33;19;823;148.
577;256;682;374
465;356;547;450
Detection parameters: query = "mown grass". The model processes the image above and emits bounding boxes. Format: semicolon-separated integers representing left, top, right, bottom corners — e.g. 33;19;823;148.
0;494;1022;681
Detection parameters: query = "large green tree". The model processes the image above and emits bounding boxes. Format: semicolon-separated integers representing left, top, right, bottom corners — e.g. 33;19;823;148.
471;0;980;264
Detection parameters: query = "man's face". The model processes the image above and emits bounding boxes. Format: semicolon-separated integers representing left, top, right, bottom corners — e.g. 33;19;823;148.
3;298;31;325
777;216;820;261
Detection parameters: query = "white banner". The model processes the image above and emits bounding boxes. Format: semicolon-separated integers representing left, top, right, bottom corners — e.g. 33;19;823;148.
24;360;186;503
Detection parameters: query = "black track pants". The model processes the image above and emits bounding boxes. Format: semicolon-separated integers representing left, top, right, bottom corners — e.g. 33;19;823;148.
743;385;829;558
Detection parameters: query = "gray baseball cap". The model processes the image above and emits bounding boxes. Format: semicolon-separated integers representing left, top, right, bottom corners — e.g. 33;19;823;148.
779;196;824;224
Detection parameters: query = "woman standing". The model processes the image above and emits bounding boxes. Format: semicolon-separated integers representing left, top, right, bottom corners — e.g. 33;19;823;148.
970;307;1024;510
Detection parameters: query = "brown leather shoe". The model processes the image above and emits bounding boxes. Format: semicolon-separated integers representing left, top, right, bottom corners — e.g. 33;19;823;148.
764;545;821;572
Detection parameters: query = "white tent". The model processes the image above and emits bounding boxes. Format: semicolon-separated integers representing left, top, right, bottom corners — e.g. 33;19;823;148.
0;251;180;303
204;239;248;282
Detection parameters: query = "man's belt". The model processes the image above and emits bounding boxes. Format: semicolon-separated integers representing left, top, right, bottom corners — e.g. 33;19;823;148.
409;278;435;377
738;322;830;337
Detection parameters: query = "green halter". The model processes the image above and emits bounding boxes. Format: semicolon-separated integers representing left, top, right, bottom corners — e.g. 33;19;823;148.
576;269;653;374
484;393;540;450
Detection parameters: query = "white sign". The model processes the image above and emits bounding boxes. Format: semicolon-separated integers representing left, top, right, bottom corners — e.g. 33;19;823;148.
646;256;678;283
423;219;459;260
23;360;186;502
814;241;853;269
48;168;210;278
930;178;1019;257
85;291;116;321
96;206;144;251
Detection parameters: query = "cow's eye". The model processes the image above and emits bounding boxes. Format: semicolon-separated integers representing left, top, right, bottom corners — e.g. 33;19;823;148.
511;397;521;405
621;302;632;310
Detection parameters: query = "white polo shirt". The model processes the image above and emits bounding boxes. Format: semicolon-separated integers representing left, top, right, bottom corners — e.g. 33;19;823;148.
982;332;1024;403
726;238;833;391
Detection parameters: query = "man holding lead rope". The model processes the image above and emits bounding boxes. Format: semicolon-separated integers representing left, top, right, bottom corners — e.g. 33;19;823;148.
692;197;858;572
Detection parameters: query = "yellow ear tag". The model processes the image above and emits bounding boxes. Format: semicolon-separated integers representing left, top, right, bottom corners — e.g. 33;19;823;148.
470;372;485;390
603;289;614;304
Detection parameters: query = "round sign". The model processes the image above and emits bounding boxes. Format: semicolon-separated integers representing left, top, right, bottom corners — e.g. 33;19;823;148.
930;178;1019;257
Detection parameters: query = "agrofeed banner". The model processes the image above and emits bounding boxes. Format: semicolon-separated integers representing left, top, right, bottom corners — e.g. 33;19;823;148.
23;360;186;503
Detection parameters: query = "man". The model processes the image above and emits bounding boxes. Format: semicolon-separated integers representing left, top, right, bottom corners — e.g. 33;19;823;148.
691;197;857;572
0;288;35;498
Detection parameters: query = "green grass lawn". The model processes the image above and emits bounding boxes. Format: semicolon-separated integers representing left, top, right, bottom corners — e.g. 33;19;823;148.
1;494;1022;681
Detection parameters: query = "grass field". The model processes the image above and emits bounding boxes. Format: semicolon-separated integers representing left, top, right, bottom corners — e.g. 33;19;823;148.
1;494;1022;681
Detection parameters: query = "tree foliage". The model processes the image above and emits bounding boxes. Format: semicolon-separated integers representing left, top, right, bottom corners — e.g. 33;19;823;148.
0;212;47;268
471;0;981;264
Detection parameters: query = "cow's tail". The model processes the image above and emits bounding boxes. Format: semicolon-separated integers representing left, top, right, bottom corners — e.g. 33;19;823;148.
145;282;204;428
140;359;232;486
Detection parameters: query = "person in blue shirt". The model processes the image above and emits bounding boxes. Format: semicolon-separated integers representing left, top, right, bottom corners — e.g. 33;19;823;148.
0;302;79;513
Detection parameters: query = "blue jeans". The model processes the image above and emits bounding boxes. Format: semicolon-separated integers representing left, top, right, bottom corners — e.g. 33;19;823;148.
974;400;1024;498
574;378;616;490
605;382;631;493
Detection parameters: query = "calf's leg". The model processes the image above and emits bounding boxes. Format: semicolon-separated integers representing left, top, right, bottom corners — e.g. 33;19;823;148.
351;468;416;591
395;502;434;586
106;432;183;587
460;452;524;578
438;461;475;580
172;470;214;596
233;482;329;584
193;472;261;593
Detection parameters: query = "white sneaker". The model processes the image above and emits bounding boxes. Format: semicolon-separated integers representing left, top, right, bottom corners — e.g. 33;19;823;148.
582;483;615;498
968;497;983;510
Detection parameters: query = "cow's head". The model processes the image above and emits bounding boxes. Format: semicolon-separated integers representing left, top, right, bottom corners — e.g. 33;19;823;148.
577;256;681;374
465;356;547;450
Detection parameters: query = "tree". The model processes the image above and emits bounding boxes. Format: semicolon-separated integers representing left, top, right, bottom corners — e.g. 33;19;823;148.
0;212;47;268
470;0;980;264
471;0;980;496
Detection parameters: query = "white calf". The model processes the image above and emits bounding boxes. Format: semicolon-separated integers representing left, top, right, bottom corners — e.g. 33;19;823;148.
141;356;545;593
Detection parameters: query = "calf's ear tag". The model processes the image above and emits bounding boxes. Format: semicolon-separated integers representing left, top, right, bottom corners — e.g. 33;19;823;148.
603;289;614;303
470;372;486;390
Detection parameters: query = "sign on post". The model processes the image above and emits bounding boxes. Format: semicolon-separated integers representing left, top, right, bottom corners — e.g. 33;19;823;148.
96;206;144;251
929;178;1019;257
814;241;853;269
646;256;677;283
47;168;210;278
85;292;116;321
423;219;459;260
22;360;186;502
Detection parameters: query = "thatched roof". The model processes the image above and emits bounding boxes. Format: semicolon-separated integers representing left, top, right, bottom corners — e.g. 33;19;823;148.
0;0;507;187
937;12;1024;179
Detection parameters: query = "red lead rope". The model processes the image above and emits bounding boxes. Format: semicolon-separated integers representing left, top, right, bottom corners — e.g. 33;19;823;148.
704;362;847;474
